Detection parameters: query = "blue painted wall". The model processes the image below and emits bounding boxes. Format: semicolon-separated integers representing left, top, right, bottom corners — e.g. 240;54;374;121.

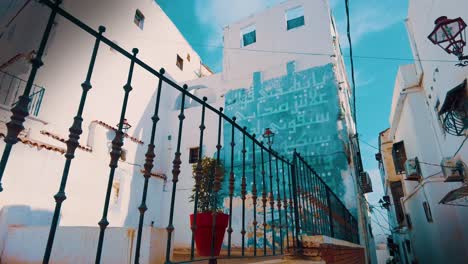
222;62;351;199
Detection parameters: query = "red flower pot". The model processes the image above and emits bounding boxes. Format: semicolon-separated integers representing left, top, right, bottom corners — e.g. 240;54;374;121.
190;212;229;256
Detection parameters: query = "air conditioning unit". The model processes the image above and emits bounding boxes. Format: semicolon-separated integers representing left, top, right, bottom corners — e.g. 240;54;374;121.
405;158;422;181
441;158;466;182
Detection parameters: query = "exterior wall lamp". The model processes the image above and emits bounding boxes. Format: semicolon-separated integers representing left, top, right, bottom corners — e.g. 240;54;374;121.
117;118;132;134
428;16;468;67
379;195;391;210
262;127;275;147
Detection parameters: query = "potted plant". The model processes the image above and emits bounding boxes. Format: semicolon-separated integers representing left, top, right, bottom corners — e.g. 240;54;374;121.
189;157;228;257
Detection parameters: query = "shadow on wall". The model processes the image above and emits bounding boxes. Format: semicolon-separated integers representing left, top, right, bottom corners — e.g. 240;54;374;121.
122;72;181;229
0;205;54;255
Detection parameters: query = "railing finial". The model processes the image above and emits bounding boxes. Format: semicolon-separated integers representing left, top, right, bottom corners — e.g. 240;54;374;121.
98;26;106;33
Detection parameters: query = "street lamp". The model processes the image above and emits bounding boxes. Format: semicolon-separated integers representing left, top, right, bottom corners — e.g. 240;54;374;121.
379;195;391;210
262;127;275;147
428;16;468;67
117;118;132;134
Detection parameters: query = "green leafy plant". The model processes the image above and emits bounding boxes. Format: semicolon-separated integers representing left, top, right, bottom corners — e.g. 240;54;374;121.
190;157;225;213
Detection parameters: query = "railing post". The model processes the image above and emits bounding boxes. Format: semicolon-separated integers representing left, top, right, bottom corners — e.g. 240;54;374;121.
325;187;334;238
291;151;302;254
267;148;276;255
96;48;139;264
135;68;165;264
287;161;295;249
275;156;283;254
227;117;236;257
281;158;290;250
303;162;315;235
189;96;207;261
296;155;309;234
164;85;188;264
260;143;267;256
241;127;247;257
43;24;105;264
0;0;61;192
251;135;258;256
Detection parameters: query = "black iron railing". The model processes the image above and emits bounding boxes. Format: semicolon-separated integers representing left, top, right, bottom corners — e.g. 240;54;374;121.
0;70;45;117
0;1;359;263
293;152;360;245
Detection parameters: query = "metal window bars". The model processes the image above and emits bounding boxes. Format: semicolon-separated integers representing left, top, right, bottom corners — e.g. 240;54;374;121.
0;70;45;117
0;1;359;263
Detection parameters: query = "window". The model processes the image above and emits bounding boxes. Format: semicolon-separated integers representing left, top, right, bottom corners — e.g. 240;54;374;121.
286;6;305;30
241;25;256;47
392;141;407;174
390;181;405;225
134;9;145;30
187;53;191;62
423;202;433;222
176;55;183;70
189;147;200;164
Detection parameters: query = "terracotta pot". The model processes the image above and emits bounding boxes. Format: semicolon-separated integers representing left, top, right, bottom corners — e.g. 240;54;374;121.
190;212;229;256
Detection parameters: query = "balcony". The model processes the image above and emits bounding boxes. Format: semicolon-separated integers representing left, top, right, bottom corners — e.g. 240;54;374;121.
0;70;45;117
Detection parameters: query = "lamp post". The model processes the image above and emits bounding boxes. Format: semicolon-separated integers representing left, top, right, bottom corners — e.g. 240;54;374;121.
428;16;468;67
262;128;275;147
118;118;132;134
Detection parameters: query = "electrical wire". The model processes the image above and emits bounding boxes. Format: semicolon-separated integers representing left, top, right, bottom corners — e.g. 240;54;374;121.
359;139;379;151
372;206;392;227
150;38;460;63
345;0;357;124
370;217;391;235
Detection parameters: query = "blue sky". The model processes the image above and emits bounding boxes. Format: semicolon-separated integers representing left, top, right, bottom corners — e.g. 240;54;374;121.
157;0;412;243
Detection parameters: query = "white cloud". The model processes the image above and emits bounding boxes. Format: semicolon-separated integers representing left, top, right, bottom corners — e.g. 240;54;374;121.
335;2;406;48
355;71;375;87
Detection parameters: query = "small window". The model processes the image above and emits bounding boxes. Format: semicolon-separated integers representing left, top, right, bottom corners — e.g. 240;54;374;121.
176;55;183;70
405;214;413;230
241;25;256;47
392;141;407;175
286;6;305;30
187;53;191;62
423;202;433;223
134;9;145;30
189;147;200;164
390;181;405;225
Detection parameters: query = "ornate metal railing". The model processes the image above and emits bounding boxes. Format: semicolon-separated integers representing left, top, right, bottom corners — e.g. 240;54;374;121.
0;70;45;117
0;1;359;263
293;152;359;245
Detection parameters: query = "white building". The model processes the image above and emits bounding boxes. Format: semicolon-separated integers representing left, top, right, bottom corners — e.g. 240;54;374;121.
0;0;375;263
378;0;468;263
0;0;211;262
179;0;376;262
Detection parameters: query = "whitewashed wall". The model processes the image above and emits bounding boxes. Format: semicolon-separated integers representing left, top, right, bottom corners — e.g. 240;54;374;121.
386;3;468;258
0;0;209;258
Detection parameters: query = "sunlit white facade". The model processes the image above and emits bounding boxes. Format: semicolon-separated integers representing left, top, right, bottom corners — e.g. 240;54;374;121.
379;1;468;263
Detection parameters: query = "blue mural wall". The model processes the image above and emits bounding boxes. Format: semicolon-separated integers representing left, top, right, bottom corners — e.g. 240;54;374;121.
222;62;351;198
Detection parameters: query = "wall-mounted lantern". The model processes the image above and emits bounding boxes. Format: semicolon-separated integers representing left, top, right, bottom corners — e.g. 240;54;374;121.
379;195;391;210
428;16;468;67
262;127;275;147
117;118;132;134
